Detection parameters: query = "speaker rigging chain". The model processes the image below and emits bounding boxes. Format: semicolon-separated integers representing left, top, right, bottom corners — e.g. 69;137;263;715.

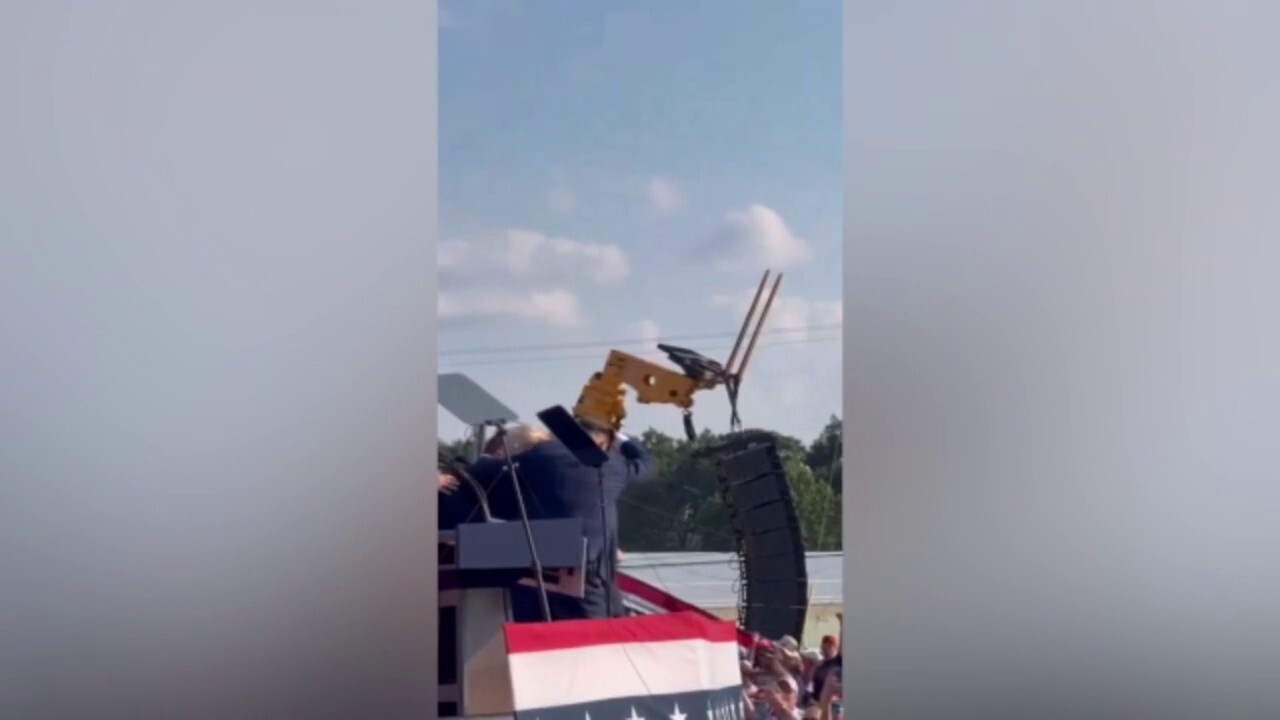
725;375;743;434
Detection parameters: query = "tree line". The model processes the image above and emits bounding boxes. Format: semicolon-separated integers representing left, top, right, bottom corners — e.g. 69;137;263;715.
440;416;843;553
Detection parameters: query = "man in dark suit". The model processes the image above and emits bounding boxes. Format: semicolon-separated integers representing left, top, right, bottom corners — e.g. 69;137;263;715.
438;421;655;621
505;418;654;621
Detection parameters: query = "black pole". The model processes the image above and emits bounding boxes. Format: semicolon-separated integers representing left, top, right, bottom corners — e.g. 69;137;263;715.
472;423;485;461
495;426;553;623
597;465;613;618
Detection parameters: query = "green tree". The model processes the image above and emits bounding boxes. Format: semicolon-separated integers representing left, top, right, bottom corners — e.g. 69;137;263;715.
619;430;736;552
806;415;843;496
787;455;841;551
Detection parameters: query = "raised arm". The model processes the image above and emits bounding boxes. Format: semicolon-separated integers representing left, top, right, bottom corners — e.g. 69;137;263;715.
818;670;841;720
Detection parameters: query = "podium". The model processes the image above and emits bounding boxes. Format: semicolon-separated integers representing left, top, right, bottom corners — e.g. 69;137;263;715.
438;518;586;718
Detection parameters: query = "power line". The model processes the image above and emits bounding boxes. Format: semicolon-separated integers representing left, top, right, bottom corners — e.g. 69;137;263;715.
440;333;839;368
439;322;841;357
438;333;840;370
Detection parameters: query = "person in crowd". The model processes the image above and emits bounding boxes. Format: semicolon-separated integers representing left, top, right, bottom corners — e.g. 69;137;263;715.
814;668;842;720
741;659;762;715
777;635;801;654
754;648;785;686
743;623;848;718
819;633;840;661
799;649;822;703
811;613;843;709
759;675;803;720
775;644;806;697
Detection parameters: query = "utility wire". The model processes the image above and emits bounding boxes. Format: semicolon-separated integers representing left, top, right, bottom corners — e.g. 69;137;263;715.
438;327;841;551
439;322;840;357
439;333;840;370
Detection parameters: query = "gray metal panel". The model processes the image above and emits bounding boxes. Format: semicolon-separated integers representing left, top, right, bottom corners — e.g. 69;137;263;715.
455;518;585;571
438;372;519;426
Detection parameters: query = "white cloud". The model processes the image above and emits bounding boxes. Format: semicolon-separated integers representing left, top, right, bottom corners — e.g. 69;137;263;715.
437;227;628;329
442;229;629;286
547;186;577;213
438;288;584;329
648;177;686;215
633;319;662;348
710;293;842;340
437;239;471;270
500;229;629;285
699;205;814;271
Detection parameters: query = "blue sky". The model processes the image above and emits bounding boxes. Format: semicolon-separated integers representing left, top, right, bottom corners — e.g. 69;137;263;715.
438;0;841;442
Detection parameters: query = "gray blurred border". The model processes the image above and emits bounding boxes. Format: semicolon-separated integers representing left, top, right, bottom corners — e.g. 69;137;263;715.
845;1;1280;717
0;2;438;718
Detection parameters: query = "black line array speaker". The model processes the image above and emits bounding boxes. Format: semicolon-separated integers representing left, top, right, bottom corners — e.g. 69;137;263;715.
711;431;809;643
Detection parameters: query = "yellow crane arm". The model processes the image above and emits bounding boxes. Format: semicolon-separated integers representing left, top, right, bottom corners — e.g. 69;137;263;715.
573;350;712;432
572;270;783;437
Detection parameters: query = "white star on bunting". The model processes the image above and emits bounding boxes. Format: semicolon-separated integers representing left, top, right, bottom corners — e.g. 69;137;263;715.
670;703;687;720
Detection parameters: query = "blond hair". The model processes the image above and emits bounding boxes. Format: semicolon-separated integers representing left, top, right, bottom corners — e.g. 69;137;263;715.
486;423;550;457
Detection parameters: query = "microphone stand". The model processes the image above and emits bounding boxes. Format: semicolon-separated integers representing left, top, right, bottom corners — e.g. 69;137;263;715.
597;462;613;618
491;422;553;623
601;433;640;618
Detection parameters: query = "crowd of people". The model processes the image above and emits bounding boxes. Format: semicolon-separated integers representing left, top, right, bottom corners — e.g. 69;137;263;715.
741;615;844;720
